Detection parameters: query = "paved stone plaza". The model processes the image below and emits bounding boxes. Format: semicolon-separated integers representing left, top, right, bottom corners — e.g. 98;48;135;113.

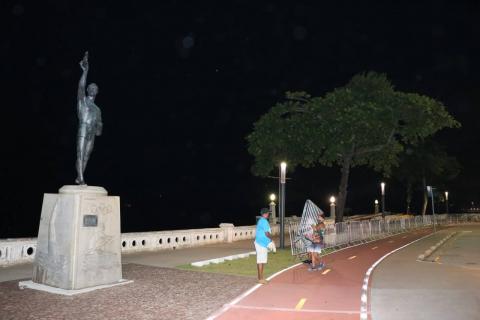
0;263;255;320
0;238;262;320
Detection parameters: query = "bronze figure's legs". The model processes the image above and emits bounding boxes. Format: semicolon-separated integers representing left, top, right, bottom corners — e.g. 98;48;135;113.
82;139;95;175
76;135;94;185
76;136;86;185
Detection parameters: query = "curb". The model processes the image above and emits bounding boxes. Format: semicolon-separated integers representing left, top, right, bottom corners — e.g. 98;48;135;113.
191;251;256;267
417;232;457;261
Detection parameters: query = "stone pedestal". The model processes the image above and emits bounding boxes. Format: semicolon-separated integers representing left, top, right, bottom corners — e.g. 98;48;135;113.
32;185;122;290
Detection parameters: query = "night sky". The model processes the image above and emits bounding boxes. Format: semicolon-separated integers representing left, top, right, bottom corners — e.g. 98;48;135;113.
2;1;480;238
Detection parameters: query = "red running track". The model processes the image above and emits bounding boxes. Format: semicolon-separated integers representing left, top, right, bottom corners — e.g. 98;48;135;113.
211;228;434;320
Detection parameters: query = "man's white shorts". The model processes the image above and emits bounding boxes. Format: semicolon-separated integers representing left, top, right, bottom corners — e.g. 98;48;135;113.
254;241;268;264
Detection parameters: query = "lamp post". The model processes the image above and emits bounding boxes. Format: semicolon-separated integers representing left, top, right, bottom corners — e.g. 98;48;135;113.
269;193;277;224
374;199;379;214
380;182;386;217
445;191;449;214
279;162;287;249
427;186;436;232
329;196;336;221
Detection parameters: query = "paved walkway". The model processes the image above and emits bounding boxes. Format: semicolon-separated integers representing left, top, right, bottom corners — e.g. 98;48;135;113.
0;238;262;283
371;225;480;320
0;263;256;320
212;228;436;320
0;238;270;320
2;227;479;320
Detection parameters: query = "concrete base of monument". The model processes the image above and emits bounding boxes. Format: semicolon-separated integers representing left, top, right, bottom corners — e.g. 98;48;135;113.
33;185;125;290
18;279;133;296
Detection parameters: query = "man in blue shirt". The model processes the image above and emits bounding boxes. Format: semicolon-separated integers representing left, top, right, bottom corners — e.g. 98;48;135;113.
255;208;272;284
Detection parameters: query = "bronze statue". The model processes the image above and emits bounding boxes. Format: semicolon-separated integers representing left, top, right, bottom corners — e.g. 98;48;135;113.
76;52;102;185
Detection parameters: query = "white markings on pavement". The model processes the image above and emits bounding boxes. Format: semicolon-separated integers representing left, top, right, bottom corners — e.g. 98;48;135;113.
359;232;437;320
231;304;360;314
205;262;303;319
295;298;306;310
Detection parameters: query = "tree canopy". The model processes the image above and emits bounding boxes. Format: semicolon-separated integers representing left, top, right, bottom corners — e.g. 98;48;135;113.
247;72;460;221
391;140;461;214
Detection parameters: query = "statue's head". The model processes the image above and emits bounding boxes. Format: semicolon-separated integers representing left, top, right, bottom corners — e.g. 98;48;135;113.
87;83;99;97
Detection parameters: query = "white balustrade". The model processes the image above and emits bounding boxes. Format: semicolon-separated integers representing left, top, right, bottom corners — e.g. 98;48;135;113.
0;238;37;267
5;214;477;267
0;221;286;267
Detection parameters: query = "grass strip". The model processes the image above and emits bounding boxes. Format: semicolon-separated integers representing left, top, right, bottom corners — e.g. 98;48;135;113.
177;248;335;278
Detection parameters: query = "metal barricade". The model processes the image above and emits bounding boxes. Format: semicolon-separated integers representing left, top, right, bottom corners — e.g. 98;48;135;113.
349;221;363;243
335;222;349;246
289;214;480;256
323;223;336;249
288;222;305;256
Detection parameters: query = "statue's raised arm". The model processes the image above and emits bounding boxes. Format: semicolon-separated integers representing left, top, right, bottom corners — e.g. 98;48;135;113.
75;51;101;185
78;51;89;101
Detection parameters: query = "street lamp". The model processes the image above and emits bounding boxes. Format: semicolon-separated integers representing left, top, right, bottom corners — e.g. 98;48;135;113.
445;191;449;214
380;182;386;217
329;196;336;221
427;186;436;232
279;162;287;249
269;193;277;224
374;199;379;214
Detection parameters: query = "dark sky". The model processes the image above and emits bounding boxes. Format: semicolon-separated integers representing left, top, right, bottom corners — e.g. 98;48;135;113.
2;1;480;237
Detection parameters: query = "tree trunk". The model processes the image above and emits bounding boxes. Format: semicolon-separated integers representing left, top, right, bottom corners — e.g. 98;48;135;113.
405;181;412;214
336;157;352;222
421;174;428;216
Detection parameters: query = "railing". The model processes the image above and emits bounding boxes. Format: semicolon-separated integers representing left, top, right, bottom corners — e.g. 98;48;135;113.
0;238;37;267
0;222;283;267
3;214;478;267
288;213;480;256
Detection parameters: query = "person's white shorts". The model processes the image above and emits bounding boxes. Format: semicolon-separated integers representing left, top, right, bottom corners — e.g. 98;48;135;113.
254;241;268;264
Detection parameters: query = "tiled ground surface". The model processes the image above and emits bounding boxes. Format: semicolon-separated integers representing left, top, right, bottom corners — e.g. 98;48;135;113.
0;264;256;320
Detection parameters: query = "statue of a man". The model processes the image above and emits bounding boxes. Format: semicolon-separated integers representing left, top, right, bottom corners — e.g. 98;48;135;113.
76;52;102;185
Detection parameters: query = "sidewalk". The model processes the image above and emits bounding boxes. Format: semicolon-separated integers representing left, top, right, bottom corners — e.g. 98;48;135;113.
212;228;436;320
370;225;480;320
0;237;283;282
1;237;281;320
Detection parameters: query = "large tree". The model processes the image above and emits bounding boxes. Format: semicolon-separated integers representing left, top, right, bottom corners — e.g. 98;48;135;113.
247;72;460;222
391;140;461;215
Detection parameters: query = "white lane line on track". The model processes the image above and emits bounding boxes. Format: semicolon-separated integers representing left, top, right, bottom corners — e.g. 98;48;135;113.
372;246;378;250
359;232;436;320
348;255;357;260
232;304;360;314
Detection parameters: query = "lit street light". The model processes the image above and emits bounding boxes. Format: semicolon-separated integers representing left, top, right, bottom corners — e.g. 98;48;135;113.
445;191;449;214
374;199;379;214
427;186;436;232
380;182;386;217
279;162;287;249
269;193;277;224
329;196;336;221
